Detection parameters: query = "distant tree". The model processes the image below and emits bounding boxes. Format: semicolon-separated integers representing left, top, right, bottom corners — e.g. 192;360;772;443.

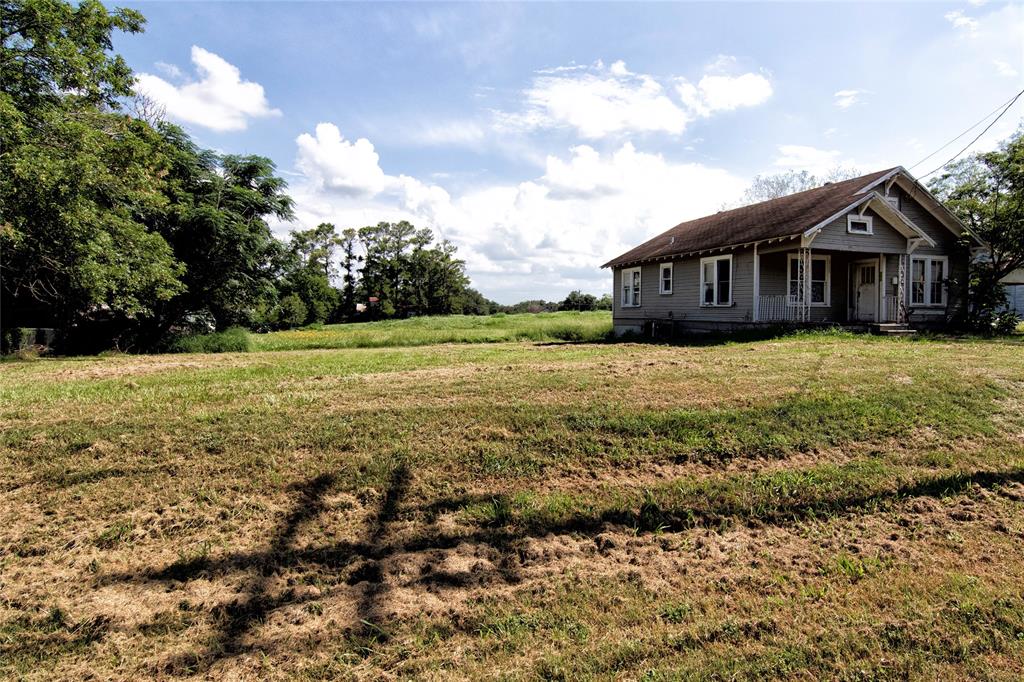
338;228;360;318
498;299;559;314
595;293;613;310
929;127;1024;331
560;290;597;311
356;221;470;318
732;166;862;207
457;287;499;315
290;222;341;281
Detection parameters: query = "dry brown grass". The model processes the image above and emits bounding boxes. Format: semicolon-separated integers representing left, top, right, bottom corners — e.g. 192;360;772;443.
2;334;1024;680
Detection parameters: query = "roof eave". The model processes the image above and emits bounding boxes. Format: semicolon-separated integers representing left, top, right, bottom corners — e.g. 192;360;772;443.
602;233;804;269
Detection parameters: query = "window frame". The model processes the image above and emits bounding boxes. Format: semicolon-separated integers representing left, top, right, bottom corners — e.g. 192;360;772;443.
909;256;948;307
847;215;874;235
699;254;733;307
659;262;673;295
620;266;642;308
787;253;832;307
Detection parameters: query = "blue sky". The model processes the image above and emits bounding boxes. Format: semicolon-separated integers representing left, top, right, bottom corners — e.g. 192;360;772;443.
116;1;1024;303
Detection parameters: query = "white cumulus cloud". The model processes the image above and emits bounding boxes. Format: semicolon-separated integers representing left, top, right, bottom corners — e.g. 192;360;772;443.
135;46;281;132
675;72;773;118
295;123;393;197
284;124;748;301
499;61;691;138
497;58;772;139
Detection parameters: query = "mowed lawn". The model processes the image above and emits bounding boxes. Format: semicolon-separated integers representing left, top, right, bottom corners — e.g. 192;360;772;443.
2;329;1024;680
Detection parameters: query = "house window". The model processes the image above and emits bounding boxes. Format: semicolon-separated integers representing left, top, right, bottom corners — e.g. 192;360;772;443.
847;215;873;235
659;263;673;295
788;254;831;306
621;267;641;307
885;194;900;211
700;255;732;306
911;257;947;306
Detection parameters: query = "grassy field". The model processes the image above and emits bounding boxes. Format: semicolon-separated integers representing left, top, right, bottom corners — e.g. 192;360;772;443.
251;311;613;351
2;327;1024;680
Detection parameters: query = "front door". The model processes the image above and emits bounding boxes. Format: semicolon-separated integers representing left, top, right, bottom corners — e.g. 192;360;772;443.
855;262;877;322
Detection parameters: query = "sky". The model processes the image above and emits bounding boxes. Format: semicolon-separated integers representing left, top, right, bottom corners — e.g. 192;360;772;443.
116;1;1024;304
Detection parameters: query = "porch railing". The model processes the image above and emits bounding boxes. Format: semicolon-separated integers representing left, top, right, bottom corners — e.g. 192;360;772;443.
882;295;905;323
758;295;800;322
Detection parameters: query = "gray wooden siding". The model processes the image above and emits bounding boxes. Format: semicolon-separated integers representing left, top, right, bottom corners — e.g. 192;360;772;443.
613;247;755;323
898;189;968;317
812;207;907;253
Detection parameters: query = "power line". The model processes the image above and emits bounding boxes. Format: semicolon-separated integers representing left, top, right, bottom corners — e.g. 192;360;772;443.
908;90;1021;171
917;87;1024;180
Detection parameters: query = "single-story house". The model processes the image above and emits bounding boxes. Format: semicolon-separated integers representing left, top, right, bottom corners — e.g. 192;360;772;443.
603;166;984;336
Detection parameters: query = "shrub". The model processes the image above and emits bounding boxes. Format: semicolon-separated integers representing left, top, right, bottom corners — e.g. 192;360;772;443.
992;310;1021;336
168;327;252;354
277;294;308;329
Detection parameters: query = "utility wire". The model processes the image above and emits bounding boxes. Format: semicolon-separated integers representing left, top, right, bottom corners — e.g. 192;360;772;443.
917;87;1024;180
908;90;1021;171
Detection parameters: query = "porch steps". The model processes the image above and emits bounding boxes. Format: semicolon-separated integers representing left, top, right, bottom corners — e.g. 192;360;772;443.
872;322;917;336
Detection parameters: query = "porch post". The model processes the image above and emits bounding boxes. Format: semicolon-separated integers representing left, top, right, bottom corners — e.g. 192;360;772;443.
897;254;907;323
803;247;812;322
752;242;760;322
879;254;886;322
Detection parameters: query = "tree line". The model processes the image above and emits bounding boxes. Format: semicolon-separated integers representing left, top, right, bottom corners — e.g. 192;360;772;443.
0;0;612;353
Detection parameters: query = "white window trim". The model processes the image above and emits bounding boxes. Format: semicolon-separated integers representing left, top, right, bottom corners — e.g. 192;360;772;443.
621;266;641;307
909;256;948;307
659;262;673;295
847;215;874;235
699;254;733;307
787;253;832;307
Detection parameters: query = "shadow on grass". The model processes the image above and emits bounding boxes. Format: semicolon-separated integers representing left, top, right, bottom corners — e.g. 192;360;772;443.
105;464;1024;674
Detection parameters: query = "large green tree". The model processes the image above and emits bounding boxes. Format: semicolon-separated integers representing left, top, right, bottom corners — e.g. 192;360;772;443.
929;128;1024;330
148;131;294;332
0;0;185;341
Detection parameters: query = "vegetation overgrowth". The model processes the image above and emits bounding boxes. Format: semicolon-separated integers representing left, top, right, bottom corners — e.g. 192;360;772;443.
252;311;614;351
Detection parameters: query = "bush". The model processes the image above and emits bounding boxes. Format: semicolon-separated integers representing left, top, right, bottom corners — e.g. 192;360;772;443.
168;327;252;354
992;310;1021;335
277;294;308;329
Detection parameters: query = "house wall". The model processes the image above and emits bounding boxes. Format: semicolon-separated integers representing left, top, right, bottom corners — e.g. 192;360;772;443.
1006;285;1024;317
898;188;969;321
612;246;756;333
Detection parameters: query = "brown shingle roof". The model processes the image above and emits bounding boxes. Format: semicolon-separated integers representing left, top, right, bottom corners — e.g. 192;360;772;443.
602;167;899;268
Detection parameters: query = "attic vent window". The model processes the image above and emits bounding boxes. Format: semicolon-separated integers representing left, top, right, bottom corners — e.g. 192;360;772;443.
847;215;873;235
669;236;676;244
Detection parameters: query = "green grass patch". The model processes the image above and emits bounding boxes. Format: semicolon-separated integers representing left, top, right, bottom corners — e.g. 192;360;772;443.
251;311;612;351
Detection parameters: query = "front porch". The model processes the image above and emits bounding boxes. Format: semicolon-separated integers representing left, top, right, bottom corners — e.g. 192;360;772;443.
753;246;908;325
